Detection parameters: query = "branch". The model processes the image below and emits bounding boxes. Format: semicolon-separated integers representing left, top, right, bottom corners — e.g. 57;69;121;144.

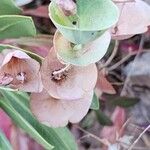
74;125;110;146
99;40;119;70
128;125;150;150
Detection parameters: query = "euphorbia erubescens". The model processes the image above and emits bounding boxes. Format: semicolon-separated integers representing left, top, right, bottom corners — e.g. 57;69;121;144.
1;0;150;128
0;49;42;92
41;48;97;100
112;0;150;39
30;47;97;127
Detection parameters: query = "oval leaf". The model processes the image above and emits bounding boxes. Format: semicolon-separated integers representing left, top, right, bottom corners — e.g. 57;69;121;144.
54;31;111;66
49;0;119;44
0;15;36;39
95;109;113;126
110;96;140;108
0;129;12;150
90;93;99;110
0;0;21;15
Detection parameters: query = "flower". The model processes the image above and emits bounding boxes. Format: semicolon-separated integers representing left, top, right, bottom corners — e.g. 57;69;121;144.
30;90;93;127
0;49;43;92
41;48;97;100
111;0;150;40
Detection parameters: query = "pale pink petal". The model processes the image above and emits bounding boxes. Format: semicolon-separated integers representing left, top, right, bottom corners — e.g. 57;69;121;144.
41;48;97;100
20;72;43;93
1;50;30;67
0;49;42;92
112;0;150;40
30;90;93;127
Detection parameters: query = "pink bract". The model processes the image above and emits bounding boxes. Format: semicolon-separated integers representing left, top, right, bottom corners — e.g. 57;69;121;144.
30;90;93;127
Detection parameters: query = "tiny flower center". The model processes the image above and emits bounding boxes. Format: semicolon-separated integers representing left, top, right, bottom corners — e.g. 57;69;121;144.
51;64;71;83
51;69;68;83
16;72;27;84
0;57;28;86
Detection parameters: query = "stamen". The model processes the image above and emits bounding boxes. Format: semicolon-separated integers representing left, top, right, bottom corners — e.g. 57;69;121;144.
52;64;71;76
16;72;26;84
51;64;71;82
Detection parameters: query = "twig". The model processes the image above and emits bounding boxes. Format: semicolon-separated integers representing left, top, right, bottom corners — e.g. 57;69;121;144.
74;125;110;146
108;71;123;81
120;35;145;96
99;40;119;70
111;82;124;86
77;134;90;142
121;142;149;150
128;125;150;150
120;117;131;133
107;52;134;72
142;135;150;148
107;50;150;72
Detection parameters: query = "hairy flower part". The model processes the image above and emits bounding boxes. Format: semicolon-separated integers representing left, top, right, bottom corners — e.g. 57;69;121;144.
0;109;12;140
30;90;93;127
41;48;97;100
55;0;77;16
100;107;126;144
0;49;43;92
111;0;150;40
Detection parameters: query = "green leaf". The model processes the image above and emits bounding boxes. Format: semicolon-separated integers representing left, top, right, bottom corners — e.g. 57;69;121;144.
49;0;119;44
0;129;12;150
81;111;96;128
110;96;140;108
0;0;21;15
0;15;36;39
0;90;77;150
90;93;99;110
55;31;111;66
95;110;113;126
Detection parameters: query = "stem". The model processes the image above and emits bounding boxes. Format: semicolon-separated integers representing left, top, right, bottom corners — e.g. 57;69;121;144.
120;35;145;96
107;53;133;72
99;40;119;70
107;50;150;72
128;125;150;150
74;125;110;146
